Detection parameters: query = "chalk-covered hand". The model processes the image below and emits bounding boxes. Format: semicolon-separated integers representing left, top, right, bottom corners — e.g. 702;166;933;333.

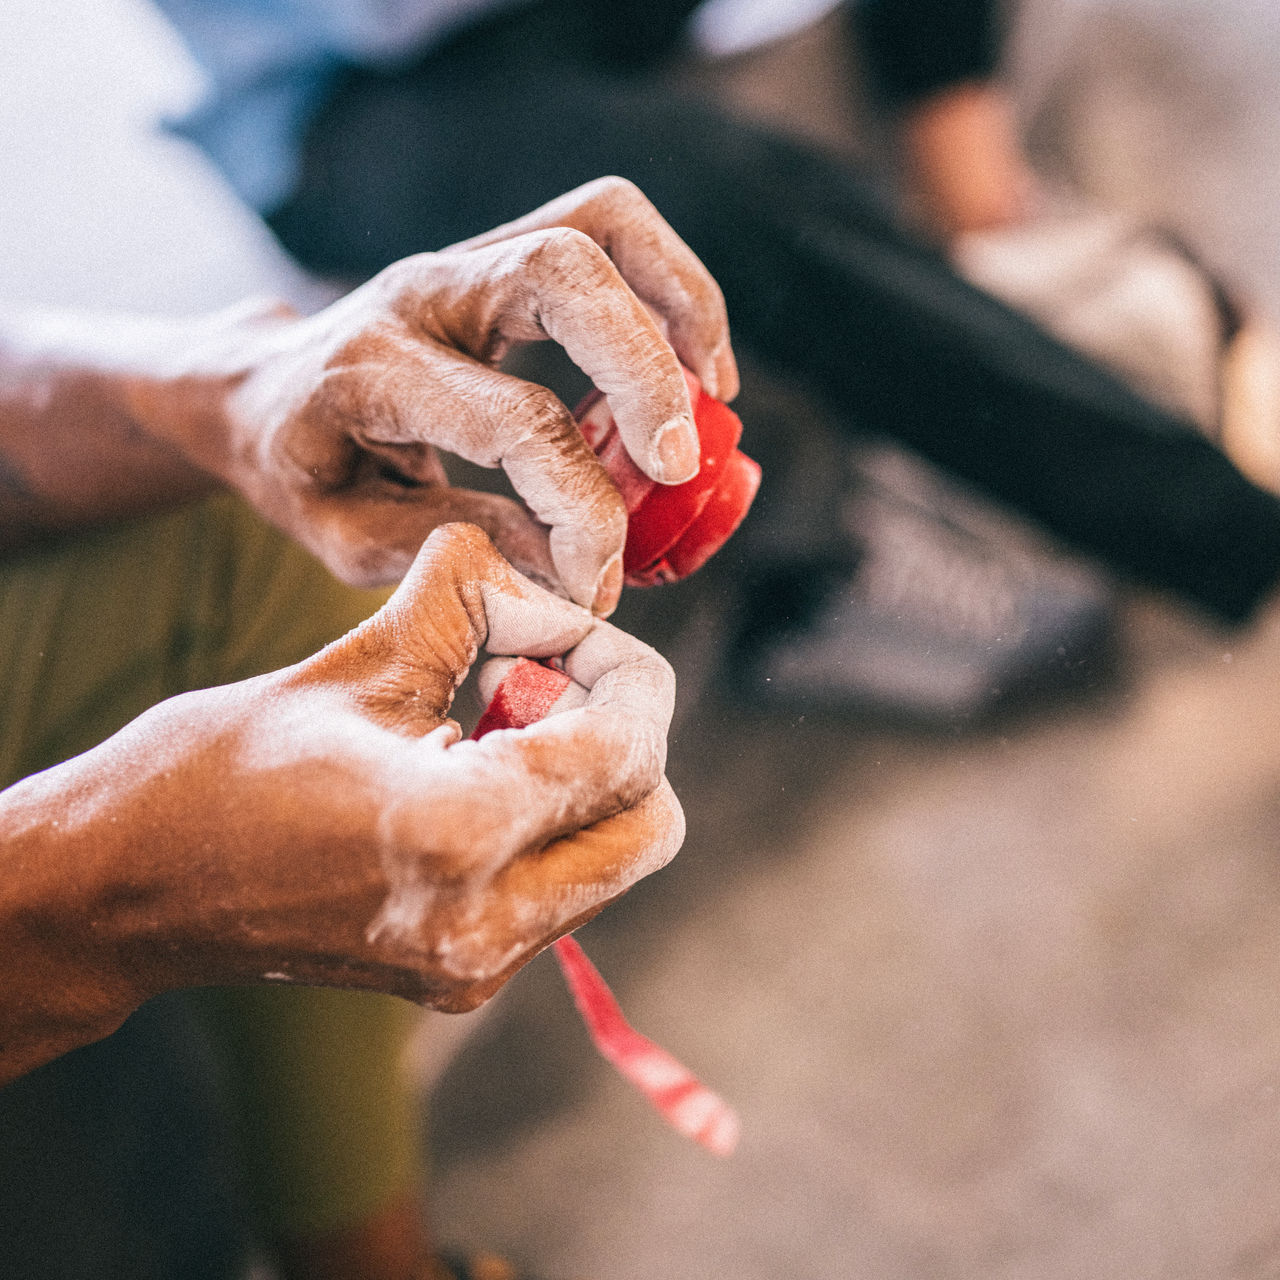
135;178;737;615
0;524;682;1082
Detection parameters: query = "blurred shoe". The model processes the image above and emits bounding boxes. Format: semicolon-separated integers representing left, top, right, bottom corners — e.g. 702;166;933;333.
726;440;1117;722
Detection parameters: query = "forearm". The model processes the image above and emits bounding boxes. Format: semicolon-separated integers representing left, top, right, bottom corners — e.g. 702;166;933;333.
0;687;251;1084
0;306;275;549
0;753;152;1084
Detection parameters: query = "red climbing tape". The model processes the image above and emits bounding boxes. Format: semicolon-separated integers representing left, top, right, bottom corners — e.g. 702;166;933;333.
470;656;572;739
465;370;753;1155
576;367;760;586
470;658;740;1157
551;933;740;1157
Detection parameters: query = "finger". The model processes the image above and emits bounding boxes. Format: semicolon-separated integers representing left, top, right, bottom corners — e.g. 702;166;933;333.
343;336;629;611
293;480;558;592
313;523;592;726
364;618;677;997
495;776;684;947
394;521;594;659
559;619;677;714
422;778;685;1004
394;230;703;488
441;176;739;402
418;620;675;873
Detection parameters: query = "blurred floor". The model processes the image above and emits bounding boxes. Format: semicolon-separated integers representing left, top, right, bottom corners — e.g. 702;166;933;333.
4;1;1280;1277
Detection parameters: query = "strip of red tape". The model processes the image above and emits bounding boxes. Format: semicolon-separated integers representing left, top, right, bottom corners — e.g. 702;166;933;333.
471;658;740;1156
551;933;740;1157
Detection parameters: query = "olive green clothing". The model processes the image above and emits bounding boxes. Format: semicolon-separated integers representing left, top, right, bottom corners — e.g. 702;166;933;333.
1;494;420;1238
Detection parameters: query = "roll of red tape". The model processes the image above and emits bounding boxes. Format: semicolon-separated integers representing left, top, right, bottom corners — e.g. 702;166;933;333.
575;368;759;586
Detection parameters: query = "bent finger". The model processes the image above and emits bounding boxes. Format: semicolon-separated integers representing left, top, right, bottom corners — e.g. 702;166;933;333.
498;776;685;929
430;620;675;868
366;341;629;611
312;523;592;724
491;617;676;767
399;231;702;489
392;521;595;662
296;483;557;592
441;176;739;401
419;778;685;1006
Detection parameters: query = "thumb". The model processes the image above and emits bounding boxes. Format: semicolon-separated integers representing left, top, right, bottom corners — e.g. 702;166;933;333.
314;524;595;730
365;340;630;614
294;480;559;592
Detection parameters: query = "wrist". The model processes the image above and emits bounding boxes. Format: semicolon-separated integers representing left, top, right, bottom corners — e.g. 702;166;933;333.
0;305;296;541
1;301;296;476
114;300;299;480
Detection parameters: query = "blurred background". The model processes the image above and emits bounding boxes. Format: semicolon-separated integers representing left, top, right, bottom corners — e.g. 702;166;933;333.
5;1;1280;1276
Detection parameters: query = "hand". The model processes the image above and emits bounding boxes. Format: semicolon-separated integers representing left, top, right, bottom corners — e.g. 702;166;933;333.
900;82;1039;242
138;178;738;615
0;524;683;1079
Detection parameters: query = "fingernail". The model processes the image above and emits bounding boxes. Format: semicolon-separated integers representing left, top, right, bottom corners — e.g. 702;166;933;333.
713;338;739;401
655;416;700;484
701;341;727;399
592;553;623;616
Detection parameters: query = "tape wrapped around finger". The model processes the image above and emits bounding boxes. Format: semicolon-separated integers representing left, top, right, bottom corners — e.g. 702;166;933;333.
471;657;739;1156
576;368;760;585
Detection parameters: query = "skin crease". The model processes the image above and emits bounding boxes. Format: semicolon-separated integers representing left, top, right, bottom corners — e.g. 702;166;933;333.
0;177;737;616
0;524;683;1085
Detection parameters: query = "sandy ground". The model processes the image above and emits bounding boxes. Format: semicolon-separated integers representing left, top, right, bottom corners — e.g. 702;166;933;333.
4;1;1280;1276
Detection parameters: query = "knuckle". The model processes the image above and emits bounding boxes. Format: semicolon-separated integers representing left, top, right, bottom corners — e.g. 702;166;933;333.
645;780;686;869
606;628;678;694
527;226;612;285
555;473;626;553
660;256;728;335
588;174;647;213
507;383;575;440
415;521;503;612
596;491;628;541
552;453;625;525
373;250;438;298
611;781;685;882
502;390;599;480
426;519;495;562
637;732;669;793
657;778;686;839
687;268;729;323
641;647;678;701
